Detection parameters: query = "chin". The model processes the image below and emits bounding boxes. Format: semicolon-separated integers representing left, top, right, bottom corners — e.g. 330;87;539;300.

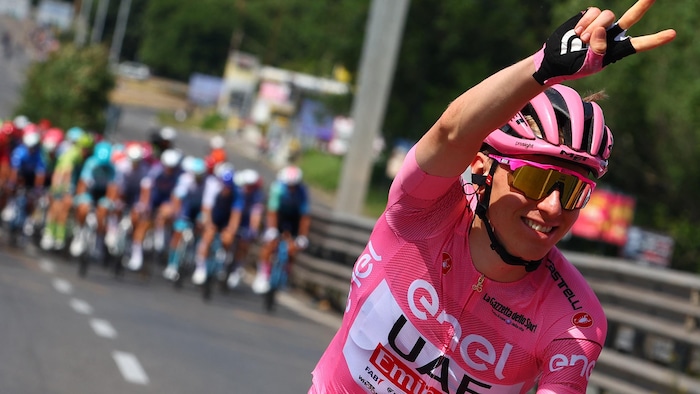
514;245;552;262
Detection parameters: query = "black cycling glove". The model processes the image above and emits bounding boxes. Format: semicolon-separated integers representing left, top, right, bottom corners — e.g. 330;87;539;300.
533;11;637;86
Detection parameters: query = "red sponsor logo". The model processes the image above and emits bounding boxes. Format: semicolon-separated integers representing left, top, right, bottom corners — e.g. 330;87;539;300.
572;312;594;328
441;252;453;274
369;344;441;394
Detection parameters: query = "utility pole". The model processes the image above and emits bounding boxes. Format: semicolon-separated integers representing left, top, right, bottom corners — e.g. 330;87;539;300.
74;0;93;47
334;0;410;215
90;0;110;44
109;0;132;64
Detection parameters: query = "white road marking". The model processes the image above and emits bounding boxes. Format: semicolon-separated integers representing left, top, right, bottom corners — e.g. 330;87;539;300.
70;298;93;315
38;258;55;273
52;278;73;294
90;318;117;339
112;351;149;385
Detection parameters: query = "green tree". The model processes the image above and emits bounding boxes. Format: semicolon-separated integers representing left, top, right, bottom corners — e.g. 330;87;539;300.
137;0;368;81
139;0;238;80
383;0;556;144
15;43;115;132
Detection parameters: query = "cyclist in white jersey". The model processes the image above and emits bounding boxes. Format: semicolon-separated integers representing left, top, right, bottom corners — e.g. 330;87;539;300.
310;3;675;393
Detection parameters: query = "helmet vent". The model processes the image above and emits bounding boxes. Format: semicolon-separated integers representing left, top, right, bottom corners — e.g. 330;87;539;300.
520;103;544;138
582;102;595;154
544;88;572;146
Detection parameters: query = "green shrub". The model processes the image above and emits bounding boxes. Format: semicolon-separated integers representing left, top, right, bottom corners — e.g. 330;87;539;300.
297;149;343;192
298;149;389;218
200;112;226;130
15;44;115;132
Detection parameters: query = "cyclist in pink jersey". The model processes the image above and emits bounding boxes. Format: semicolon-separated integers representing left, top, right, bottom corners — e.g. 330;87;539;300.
311;2;675;394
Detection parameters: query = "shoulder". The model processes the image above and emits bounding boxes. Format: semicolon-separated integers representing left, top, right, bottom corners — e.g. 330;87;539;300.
536;249;606;339
82;157;97;167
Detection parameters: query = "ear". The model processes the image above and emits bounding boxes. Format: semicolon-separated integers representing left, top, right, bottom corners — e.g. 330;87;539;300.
470;152;490;187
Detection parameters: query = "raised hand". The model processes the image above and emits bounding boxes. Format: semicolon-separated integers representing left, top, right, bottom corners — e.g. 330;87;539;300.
532;0;676;85
577;0;676;57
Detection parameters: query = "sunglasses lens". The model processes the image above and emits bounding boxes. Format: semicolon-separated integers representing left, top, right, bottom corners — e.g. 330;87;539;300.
510;166;592;210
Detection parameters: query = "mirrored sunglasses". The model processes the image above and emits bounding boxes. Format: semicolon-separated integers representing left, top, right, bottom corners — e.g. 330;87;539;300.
488;154;596;210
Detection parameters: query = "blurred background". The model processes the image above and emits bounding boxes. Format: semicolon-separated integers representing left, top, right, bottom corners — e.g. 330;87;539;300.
1;0;695;270
0;1;699;393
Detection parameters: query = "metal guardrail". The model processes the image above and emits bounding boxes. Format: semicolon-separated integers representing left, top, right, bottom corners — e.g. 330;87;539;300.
291;205;700;393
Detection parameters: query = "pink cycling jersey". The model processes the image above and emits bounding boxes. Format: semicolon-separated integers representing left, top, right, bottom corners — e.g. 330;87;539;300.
310;147;606;394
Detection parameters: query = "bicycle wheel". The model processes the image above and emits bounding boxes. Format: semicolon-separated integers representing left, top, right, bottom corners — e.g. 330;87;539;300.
264;239;289;312
173;232;194;289
202;235;222;301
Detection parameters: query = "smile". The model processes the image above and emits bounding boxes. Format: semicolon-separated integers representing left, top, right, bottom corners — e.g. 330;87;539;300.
524;218;553;234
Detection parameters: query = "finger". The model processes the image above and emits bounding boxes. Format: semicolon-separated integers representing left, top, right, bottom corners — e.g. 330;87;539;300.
588;27;608;54
575;7;602;35
580;10;616;43
617;0;656;30
629;29;677;53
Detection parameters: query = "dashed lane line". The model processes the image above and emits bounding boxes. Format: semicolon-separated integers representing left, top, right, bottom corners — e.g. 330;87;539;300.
41;258;149;386
70;298;93;315
52;277;73;294
90;318;118;339
112;351;150;385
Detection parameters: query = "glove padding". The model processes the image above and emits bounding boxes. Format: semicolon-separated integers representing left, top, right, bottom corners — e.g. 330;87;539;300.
262;227;279;242
533;12;636;86
294;235;309;250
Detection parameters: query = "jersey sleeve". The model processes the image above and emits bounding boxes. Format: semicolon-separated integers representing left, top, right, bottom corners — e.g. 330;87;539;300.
79;158;96;184
383;146;467;240
172;173;191;199
298;185;311;215
267;181;283;212
230;186;245;212
10;145;25;169
140;165;161;189
535;337;604;394
201;176;220;210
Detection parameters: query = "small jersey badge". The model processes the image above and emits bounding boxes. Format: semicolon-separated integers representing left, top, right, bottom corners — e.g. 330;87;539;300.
572;312;594;328
441;252;453;274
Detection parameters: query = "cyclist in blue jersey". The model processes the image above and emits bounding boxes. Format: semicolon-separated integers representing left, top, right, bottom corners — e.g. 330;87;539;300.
162;156;209;281
192;163;244;285
2;129;47;226
8;129;46;191
252;165;311;294
128;148;183;270
228;168;265;288
69;141;118;258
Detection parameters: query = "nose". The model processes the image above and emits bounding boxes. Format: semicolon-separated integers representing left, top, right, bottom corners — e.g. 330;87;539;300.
537;188;563;216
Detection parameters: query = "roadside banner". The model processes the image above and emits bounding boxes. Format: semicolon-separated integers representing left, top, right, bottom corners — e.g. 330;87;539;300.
571;189;636;246
622;227;675;267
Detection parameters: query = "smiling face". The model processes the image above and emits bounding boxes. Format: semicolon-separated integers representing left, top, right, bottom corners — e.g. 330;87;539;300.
472;152;589;262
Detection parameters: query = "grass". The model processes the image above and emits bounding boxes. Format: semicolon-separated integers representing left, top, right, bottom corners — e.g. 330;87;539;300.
297;149;388;219
158;108;227;132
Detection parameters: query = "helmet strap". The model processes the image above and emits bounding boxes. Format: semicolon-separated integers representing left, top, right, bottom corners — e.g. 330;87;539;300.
473;163;542;272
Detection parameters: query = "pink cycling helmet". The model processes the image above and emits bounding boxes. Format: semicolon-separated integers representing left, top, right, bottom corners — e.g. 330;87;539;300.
483;84;613;178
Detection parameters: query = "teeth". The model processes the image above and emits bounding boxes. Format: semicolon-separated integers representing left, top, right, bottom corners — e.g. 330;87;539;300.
525;219;553;233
